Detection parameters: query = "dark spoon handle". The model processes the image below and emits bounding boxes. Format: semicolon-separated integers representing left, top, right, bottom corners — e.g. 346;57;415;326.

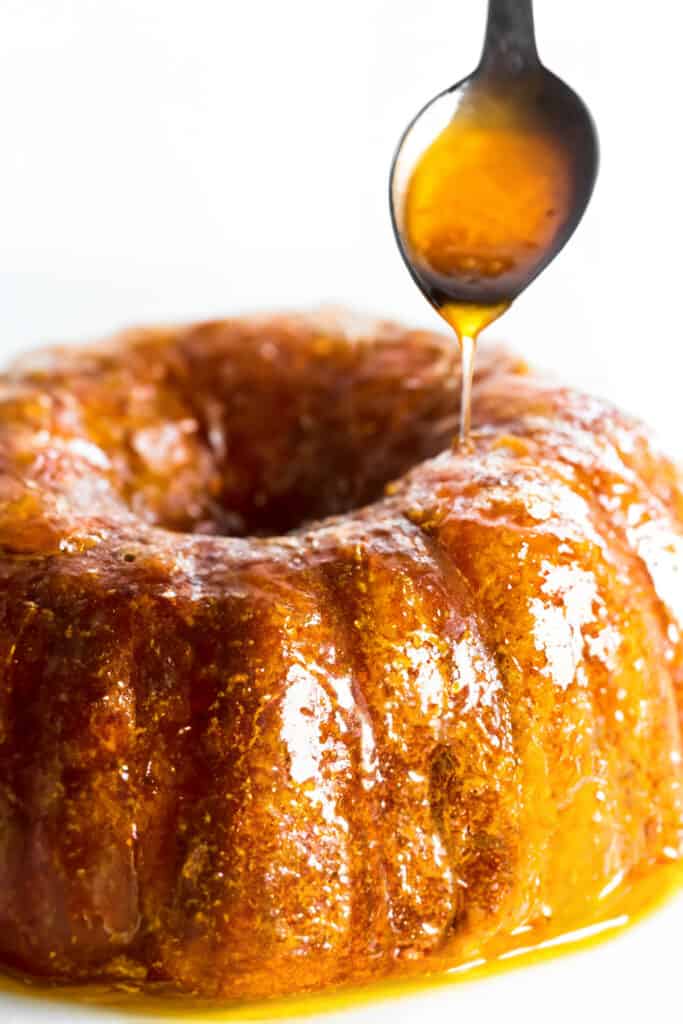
480;0;539;73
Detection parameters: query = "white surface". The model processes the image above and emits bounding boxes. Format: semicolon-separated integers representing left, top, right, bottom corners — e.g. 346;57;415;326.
0;2;681;1022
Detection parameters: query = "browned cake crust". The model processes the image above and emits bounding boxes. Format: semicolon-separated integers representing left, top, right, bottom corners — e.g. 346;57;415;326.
0;310;682;1000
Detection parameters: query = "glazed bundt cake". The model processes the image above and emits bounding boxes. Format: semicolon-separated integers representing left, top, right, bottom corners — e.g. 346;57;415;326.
0;310;682;1001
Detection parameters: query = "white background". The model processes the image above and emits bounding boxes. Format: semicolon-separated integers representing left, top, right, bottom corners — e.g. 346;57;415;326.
0;2;681;448
0;3;681;1023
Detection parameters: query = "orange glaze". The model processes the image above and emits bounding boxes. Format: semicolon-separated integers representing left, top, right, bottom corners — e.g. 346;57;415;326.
399;87;575;440
1;860;682;1018
0;311;682;1006
403;102;571;289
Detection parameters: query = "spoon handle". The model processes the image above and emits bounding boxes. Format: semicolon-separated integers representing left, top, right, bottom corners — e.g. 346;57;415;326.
480;0;539;73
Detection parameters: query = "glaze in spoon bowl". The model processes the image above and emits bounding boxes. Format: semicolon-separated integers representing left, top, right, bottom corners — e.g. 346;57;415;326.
389;0;599;318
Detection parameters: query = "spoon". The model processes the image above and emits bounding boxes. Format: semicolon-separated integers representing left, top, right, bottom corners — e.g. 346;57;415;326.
389;0;599;442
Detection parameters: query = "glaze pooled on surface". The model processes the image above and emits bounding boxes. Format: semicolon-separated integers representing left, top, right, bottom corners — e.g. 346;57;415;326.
0;311;681;1000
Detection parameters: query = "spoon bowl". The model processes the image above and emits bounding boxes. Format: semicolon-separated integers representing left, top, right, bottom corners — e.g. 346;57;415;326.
390;0;599;318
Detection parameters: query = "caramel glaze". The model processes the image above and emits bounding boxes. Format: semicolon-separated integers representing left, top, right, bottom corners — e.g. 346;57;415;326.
0;310;682;1003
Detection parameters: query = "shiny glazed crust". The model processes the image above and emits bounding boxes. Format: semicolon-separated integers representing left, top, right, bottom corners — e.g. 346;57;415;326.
0;310;682;1000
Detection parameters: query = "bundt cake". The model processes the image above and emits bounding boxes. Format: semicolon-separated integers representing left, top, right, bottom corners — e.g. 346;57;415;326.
0;310;682;1003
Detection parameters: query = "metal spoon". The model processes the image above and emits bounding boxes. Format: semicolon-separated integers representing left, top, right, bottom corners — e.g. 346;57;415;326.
389;0;599;440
